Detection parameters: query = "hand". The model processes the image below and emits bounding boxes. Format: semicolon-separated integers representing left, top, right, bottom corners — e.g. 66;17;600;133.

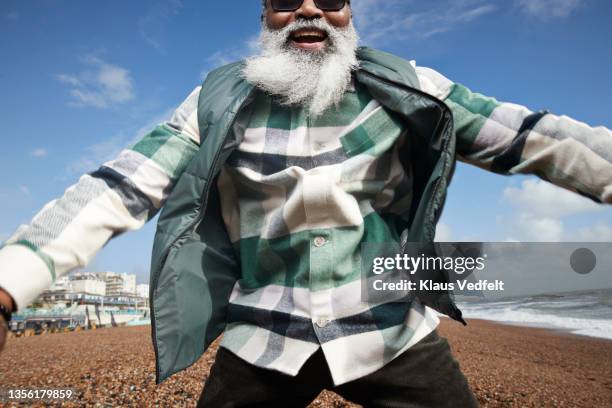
0;315;7;353
0;288;14;353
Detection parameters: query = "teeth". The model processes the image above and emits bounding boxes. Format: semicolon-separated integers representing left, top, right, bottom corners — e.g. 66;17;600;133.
293;30;326;39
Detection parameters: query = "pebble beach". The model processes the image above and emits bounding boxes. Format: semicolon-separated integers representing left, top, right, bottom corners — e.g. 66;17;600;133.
0;319;610;407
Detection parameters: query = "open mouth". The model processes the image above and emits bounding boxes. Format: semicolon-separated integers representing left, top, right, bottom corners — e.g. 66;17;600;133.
289;28;329;50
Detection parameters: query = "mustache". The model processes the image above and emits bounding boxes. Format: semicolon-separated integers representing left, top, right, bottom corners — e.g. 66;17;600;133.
284;19;331;35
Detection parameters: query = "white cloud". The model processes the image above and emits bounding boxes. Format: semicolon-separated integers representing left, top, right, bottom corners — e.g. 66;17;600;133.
501;178;611;242
515;213;564;242
201;36;259;80
503;179;602;218
57;56;135;109
6;12;18;20
435;223;453;241
30;148;48;158
515;0;583;19
350;0;585;45
138;0;183;52
351;0;497;45
574;222;612;242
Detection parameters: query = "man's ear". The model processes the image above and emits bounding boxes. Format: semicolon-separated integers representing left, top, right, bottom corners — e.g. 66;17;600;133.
261;0;267;22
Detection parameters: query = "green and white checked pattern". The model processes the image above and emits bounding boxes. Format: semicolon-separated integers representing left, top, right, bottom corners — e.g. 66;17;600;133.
0;64;610;385
217;83;435;385
418;65;612;202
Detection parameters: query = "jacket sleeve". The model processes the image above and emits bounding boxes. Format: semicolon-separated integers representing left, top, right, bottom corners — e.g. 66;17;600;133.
416;65;612;204
0;86;202;310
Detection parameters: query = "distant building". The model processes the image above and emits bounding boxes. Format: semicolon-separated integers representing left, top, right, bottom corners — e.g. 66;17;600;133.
124;274;137;296
136;284;150;299
99;272;137;296
50;276;71;291
32;271;145;309
103;273;124;296
70;272;106;296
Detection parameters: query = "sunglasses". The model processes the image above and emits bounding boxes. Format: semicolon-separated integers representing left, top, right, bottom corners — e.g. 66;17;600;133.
270;0;348;12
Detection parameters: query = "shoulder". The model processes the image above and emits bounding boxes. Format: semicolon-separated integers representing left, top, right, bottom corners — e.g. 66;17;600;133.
202;61;246;87
356;47;420;89
356;47;454;98
414;64;455;100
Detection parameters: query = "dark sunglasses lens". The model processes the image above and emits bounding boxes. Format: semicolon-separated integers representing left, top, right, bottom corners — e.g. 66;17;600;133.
314;0;346;11
271;0;304;11
270;0;347;12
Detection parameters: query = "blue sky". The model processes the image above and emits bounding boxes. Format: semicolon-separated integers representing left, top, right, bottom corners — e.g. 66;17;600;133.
1;0;611;284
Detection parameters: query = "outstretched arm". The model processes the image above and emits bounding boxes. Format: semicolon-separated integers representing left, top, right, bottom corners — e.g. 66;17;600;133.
0;86;202;312
416;66;612;204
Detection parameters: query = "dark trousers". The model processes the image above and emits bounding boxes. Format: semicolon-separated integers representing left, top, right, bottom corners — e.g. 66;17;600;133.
197;330;479;407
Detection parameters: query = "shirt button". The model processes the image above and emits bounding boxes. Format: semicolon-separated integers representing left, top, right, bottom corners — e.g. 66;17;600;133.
315;318;330;328
313;236;327;247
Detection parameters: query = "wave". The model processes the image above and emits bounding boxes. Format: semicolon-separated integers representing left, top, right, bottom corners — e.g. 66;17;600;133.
458;303;612;340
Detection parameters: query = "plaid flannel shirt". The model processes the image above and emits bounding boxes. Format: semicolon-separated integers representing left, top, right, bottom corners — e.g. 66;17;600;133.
216;82;438;384
1;64;611;385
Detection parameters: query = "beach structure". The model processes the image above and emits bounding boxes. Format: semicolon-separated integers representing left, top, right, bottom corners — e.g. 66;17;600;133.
8;271;149;335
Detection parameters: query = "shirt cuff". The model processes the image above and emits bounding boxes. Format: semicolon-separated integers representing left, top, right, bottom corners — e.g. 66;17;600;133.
0;244;53;311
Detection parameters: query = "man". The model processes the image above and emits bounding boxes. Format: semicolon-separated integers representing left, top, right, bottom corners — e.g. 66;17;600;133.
1;0;611;406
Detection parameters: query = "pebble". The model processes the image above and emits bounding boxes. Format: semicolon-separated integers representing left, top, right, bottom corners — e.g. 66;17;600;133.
0;321;610;407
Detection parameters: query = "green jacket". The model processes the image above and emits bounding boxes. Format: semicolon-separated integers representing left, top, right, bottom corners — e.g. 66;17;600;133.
150;47;459;383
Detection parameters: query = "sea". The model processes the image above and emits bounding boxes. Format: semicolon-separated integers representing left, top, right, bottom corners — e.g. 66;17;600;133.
455;288;612;340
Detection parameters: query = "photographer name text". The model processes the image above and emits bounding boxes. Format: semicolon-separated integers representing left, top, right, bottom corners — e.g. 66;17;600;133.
372;279;505;292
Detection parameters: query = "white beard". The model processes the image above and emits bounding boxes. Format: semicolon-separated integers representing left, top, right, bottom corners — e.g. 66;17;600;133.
242;19;360;117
